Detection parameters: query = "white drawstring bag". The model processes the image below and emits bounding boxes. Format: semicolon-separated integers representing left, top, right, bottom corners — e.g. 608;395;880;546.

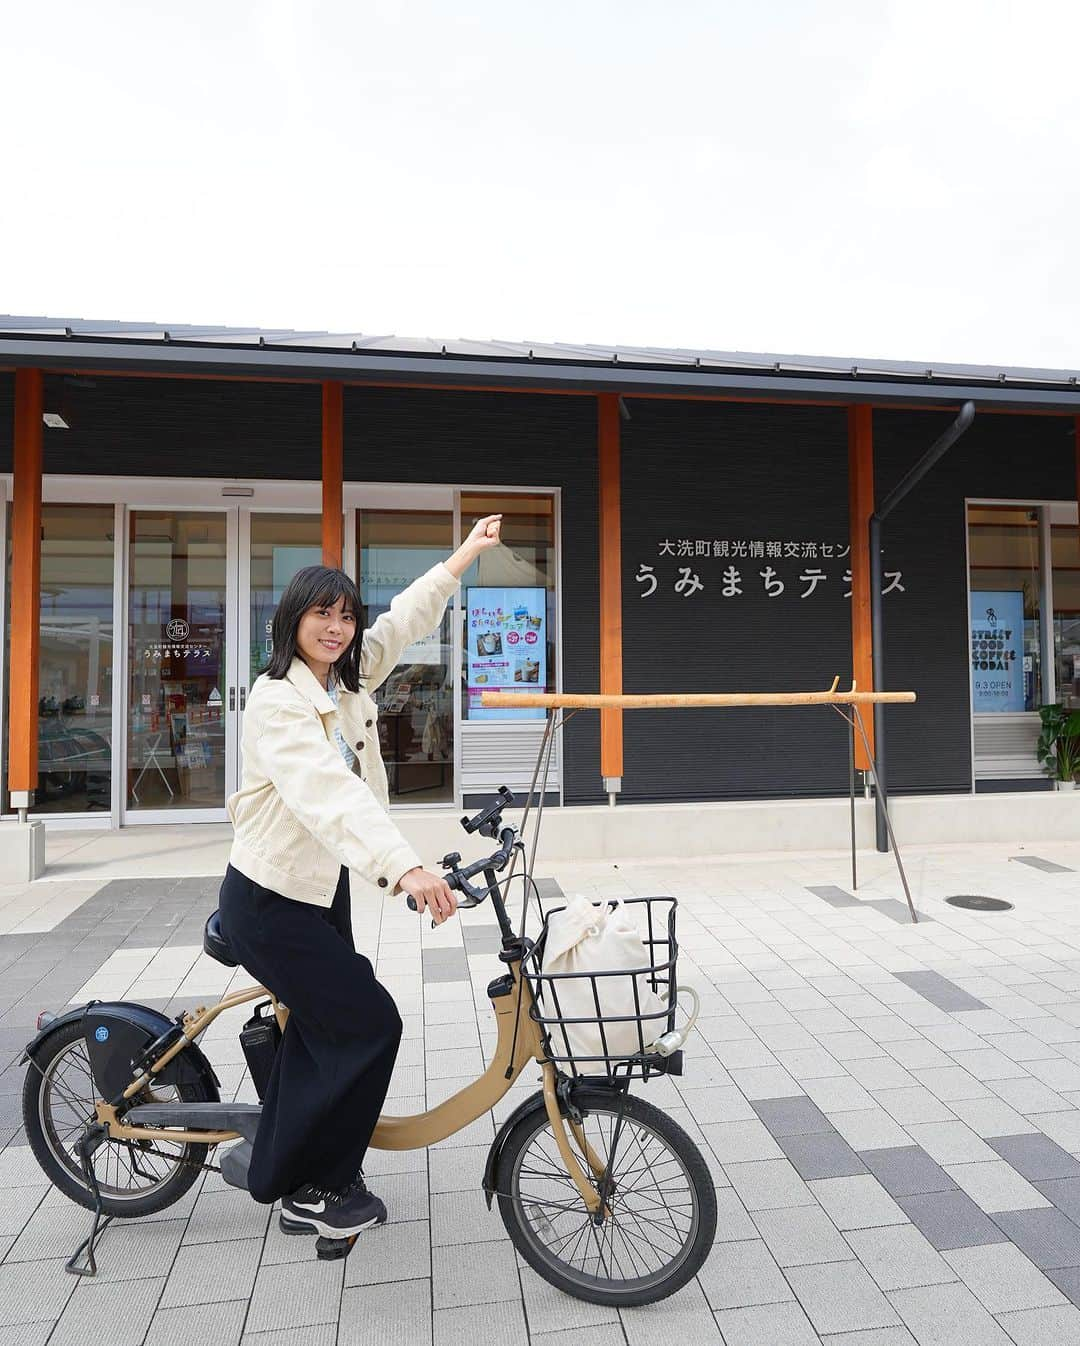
540;895;669;1063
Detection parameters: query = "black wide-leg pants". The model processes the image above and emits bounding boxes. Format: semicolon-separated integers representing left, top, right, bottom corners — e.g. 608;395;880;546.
218;863;402;1203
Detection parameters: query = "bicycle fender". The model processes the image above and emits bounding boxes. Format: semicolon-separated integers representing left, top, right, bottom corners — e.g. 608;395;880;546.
481;1081;625;1209
483;1090;546;1209
22;1002;220;1104
20;1006;90;1065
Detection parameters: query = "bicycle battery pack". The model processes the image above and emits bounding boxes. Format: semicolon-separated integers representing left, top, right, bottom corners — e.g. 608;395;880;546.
240;1001;281;1102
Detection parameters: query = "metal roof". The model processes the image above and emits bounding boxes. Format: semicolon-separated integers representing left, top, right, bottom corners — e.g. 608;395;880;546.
2;314;1079;411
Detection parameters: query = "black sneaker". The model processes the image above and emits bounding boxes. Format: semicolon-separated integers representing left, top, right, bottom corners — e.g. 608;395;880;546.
280;1177;387;1238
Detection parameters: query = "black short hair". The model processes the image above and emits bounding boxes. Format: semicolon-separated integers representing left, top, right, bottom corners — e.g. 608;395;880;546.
261;565;365;691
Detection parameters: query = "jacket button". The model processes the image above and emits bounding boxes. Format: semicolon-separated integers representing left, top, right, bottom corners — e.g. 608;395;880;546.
355;740;364;751
365;719;373;728
377;877;388;888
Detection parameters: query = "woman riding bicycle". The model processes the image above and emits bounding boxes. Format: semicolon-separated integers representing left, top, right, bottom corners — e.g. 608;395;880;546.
218;514;502;1237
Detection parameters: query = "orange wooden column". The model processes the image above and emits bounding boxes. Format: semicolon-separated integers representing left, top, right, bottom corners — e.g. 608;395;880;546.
848;404;875;765
598;394;624;794
8;369;44;812
321;382;344;568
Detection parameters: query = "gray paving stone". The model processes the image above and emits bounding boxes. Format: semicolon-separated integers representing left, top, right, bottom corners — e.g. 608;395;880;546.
752;1095;832;1136
432;1238;520;1309
144;1299;247;1346
829;1106;913;1152
1011;855;1074;873
711;1186;759;1242
752;1204;854;1267
990;1132;1080;1180
183;1188;271;1244
712;1300;820;1345
339;1279;432;1346
887;1281;1015;1345
808;1175;908;1231
1035;1178;1080;1225
160;1238;263;1307
518;1264;620;1332
0;1323;55;1346
434;1299;530;1346
0;1259;76;1326
905;1120;999;1165
724;1158;817;1211
943;1242;1066;1313
700;1118;784;1163
845;1222;956;1291
786;1260;900;1334
817;1331;917;1346
430;1188;505;1245
896;1189;1007;1250
245;1258;345;1334
995;1303;1080;1345
1047;1265;1080;1307
343;1219;430;1287
777;1132;868;1180
992;1208;1080;1270
808;885;861;909
48;1276;164;1346
859;1146;957;1197
697;1236;794;1310
893;970;988;1012
531;1330;625;1346
944;1158;1051;1213
620;1278;722;1346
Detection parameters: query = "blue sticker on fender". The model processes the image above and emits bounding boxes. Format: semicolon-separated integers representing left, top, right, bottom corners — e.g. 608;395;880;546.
94;1025;109;1042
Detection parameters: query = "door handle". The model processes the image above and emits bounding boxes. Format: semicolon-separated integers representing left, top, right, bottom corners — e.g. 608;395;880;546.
239;686;247;711
229;687;236;712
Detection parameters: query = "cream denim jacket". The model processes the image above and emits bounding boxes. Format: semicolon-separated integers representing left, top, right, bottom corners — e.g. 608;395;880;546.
226;562;459;907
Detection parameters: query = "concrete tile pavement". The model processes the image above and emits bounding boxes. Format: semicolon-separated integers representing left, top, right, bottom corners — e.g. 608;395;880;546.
1;835;1080;1341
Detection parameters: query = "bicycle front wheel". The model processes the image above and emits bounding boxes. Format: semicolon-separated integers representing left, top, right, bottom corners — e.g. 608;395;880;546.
498;1086;716;1306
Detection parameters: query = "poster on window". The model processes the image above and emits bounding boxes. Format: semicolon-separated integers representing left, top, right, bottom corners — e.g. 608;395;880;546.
467;587;547;720
970;590;1026;712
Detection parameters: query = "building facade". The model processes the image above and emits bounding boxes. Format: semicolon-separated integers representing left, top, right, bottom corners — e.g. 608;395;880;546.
1;321;1078;830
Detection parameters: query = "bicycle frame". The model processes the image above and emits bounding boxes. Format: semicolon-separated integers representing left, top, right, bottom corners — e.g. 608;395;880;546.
91;946;605;1211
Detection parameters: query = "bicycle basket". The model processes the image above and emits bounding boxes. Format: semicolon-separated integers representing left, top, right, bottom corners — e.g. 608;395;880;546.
522;896;679;1081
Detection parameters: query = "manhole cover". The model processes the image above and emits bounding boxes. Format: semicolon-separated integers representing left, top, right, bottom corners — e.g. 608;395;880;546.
945;895;1014;912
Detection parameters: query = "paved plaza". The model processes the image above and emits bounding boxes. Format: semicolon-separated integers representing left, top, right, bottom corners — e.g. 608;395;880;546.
3;829;1080;1344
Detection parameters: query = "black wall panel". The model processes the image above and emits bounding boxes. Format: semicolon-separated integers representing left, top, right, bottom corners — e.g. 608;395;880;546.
18;376;322;479
343;388;604;805
619;401;855;801
874;410;1076;793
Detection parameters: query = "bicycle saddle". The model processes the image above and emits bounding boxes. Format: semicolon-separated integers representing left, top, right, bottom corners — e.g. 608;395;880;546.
203;910;238;968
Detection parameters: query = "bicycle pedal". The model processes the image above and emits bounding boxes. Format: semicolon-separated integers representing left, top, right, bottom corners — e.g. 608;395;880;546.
279;1214;317;1236
316;1233;358;1260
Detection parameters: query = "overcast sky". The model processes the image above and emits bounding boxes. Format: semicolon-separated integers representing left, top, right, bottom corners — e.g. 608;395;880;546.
3;1;1078;369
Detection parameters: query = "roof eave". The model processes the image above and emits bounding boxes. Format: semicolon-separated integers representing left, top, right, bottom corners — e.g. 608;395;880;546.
1;335;1079;412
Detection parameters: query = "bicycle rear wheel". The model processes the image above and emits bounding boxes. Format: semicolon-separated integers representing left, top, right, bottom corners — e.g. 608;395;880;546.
497;1086;716;1306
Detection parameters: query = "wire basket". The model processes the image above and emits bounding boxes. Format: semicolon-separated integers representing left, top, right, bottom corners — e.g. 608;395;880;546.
522;896;679;1081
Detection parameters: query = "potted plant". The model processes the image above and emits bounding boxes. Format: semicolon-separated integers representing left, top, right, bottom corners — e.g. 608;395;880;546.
1036;704;1080;790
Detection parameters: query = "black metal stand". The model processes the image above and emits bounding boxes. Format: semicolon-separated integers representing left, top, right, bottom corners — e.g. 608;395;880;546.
834;705;919;923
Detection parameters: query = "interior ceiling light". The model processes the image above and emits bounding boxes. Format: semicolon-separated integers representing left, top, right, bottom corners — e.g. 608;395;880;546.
42;412;69;429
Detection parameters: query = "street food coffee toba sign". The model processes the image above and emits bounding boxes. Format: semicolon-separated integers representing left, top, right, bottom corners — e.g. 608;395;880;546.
970;590;1025;712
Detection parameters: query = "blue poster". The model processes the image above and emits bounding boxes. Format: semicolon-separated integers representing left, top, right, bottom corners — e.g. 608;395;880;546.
466;587;547;720
970;590;1026;712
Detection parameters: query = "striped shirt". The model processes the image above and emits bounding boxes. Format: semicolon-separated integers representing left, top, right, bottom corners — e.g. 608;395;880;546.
326;680;357;771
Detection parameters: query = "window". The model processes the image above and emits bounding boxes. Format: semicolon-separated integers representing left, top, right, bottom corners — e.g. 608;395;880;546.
967;506;1043;713
459;493;557;721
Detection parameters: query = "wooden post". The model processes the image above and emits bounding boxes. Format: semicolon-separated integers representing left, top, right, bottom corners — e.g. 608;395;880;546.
321;382;344;568
848;404;875;766
598;394;623;796
8;369;44;813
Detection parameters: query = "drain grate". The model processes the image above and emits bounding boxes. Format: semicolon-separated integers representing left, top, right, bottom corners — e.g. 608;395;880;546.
945;894;1014;912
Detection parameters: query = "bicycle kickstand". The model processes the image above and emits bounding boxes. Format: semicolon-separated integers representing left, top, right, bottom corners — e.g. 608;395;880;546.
66;1124;113;1277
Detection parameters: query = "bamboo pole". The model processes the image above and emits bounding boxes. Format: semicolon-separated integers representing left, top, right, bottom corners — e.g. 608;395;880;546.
481;687;915;710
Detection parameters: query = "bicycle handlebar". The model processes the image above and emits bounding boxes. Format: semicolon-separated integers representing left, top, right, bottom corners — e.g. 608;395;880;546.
405;826;519;913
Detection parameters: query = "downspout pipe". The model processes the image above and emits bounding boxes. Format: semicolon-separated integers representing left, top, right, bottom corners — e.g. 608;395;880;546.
870;401;976;851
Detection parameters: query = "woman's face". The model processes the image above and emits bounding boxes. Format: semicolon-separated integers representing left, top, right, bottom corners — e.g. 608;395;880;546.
295;594;356;682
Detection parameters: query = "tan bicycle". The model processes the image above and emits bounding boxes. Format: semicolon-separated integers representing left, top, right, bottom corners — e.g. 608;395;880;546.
21;782;713;1305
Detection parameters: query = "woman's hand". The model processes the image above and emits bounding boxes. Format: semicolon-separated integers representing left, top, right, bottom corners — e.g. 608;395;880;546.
444;514;502;579
397;868;458;924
